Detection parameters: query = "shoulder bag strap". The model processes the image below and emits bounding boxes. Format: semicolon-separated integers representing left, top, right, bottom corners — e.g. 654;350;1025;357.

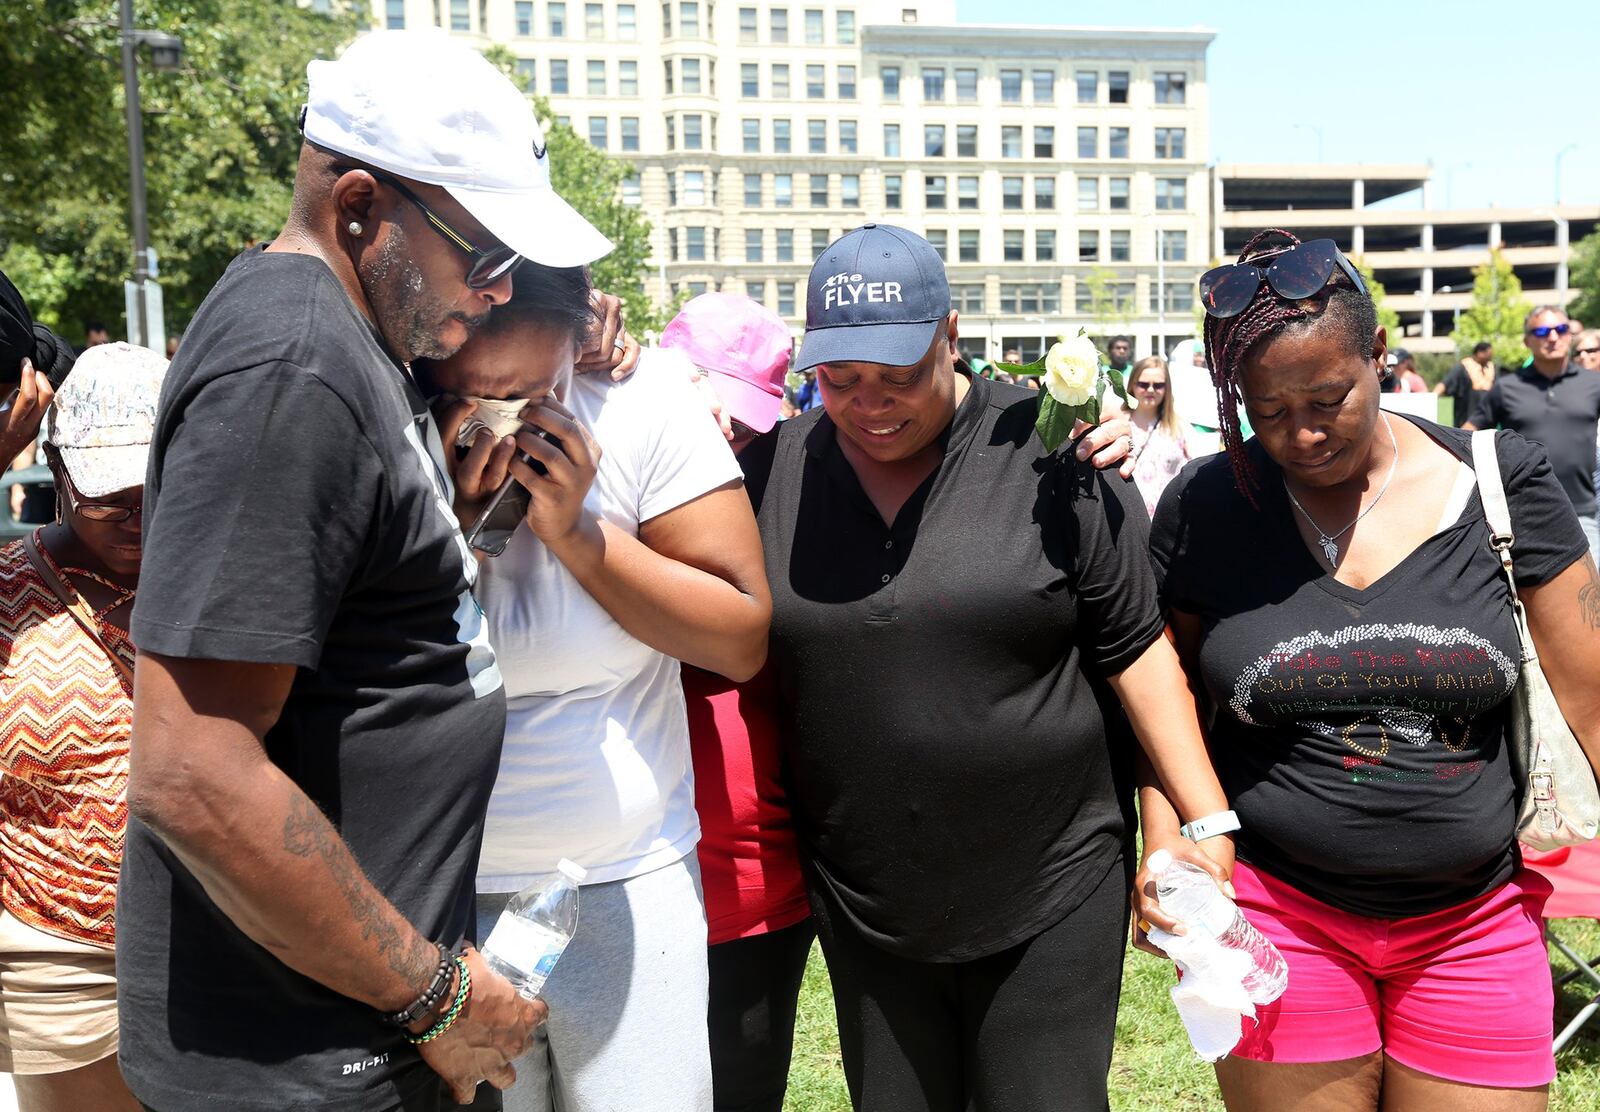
21;530;135;685
1470;429;1536;662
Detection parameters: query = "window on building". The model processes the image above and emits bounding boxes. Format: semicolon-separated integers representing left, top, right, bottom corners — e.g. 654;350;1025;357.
772;63;790;97
837;65;855;99
881;65;900;99
548;1;566;35
841;174;860;205
738;5;757;39
811;228;831;256
668;228;678;261
1003;229;1024;261
805;7;824;42
745;280;765;304
1155;71;1186;104
1075;70;1096;103
1077;126;1097;158
622;171;641;205
682;113;703;149
450;0;469;31
663;114;674;149
922;66;945;101
810;173;828;207
1001;282;1060;314
682;169;706;204
686;225;706;261
742;118;760;151
837;9;855;43
1034;125;1054;158
925;174;947;209
955;67;978;103
619;59;638;94
586;3;603;35
1000;68;1022;103
1155;177;1187;210
924;124;946;158
958;229;979;262
1161;228;1188;262
773;118;791;153
679;1;700;36
1032;68;1054;103
839;120;857;153
957;124;977;158
681;57;701;93
1034;176;1056;209
884;174;902;208
1036;229;1056;262
774;173;793;206
770;7;788;41
778;282;796;316
588;59;606;94
387;0;406;29
745;228;763;261
957;176;979;209
1155;127;1186;159
1077;176;1098;210
588;117;608;148
515;58;537;91
1108;70;1129;103
742;63;759;96
1109;228;1130;261
550;58;569;93
1109;126;1128;159
744;172;762;205
1002;176;1023;210
883;123;901;157
809;118;827;154
926;230;948;261
1109;176;1129;210
776;228;794;261
1001;126;1022;158
807;64;825;98
663;58;673;94
1078;229;1099;261
951;283;984;312
659;0;670;34
621;116;639;150
1156;282;1195;313
618;3;636;35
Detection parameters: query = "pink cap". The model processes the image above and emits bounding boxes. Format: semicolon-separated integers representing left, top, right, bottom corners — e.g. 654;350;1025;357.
661;293;793;434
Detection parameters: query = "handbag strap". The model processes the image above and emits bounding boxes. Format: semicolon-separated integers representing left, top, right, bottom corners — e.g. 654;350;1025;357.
21;530;135;685
1470;429;1536;663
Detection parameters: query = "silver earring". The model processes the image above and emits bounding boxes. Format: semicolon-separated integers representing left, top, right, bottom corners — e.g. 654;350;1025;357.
348;221;363;236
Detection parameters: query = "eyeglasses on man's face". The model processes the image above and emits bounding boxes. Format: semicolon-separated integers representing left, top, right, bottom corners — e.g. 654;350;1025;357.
1528;323;1571;339
339;166;521;290
60;470;141;523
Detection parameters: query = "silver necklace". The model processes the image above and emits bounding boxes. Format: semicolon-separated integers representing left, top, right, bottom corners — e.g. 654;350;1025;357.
1283;414;1399;566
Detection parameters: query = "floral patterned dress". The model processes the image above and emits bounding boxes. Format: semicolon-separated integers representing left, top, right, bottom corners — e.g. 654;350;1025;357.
1130;420;1191;518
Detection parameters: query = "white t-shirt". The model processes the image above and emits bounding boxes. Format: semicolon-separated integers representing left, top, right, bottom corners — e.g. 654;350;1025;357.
476;349;743;890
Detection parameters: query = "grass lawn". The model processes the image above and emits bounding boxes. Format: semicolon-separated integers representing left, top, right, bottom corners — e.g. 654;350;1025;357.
784;916;1600;1111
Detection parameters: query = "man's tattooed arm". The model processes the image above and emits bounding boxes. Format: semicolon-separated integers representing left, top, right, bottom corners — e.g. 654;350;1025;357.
1578;560;1600;631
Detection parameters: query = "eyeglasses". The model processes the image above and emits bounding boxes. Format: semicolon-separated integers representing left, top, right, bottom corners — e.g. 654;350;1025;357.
1198;239;1368;319
1577;347;1600;357
60;471;141;523
1529;323;1572;338
344;166;521;290
1134;381;1167;391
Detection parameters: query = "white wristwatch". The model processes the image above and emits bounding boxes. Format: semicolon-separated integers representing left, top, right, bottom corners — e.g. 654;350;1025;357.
1180;810;1240;842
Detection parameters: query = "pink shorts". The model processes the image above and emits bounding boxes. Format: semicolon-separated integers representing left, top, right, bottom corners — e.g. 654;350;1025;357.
1230;861;1555;1088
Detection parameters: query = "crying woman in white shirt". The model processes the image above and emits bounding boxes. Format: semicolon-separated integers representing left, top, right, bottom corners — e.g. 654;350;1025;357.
421;261;772;1112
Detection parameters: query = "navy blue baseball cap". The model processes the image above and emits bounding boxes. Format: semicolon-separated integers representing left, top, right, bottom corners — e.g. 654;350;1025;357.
794;224;951;372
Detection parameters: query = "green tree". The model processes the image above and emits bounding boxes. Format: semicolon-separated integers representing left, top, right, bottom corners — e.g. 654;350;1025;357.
1450;248;1532;369
1569;226;1600;331
0;1;361;340
1351;256;1401;339
1081;267;1131;344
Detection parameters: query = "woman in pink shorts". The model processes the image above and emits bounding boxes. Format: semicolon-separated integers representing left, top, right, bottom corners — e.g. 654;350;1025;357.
1135;230;1600;1111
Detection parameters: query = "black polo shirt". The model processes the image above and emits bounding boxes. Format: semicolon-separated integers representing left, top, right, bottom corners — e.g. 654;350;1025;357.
1469;363;1600;513
741;373;1163;962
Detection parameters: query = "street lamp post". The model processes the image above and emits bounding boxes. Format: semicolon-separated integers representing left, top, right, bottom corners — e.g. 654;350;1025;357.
1438;285;1461;332
1555;143;1577;206
118;0;183;352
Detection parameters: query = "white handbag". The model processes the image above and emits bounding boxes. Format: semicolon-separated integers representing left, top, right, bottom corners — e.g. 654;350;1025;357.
1471;430;1600;851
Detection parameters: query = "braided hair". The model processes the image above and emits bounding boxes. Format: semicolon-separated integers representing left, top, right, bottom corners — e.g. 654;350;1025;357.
1202;229;1378;504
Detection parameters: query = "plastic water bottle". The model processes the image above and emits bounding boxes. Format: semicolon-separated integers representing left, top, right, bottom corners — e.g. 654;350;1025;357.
481;859;586;999
1147;849;1287;1004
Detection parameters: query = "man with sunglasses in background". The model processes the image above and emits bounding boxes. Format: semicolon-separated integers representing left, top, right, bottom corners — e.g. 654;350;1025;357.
1465;305;1600;559
120;31;612;1112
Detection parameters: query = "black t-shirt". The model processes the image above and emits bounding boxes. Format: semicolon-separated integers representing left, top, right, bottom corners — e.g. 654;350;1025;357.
121;248;508;1112
742;373;1163;961
1150;419;1587;918
1440;361;1490;428
1469;363;1600;512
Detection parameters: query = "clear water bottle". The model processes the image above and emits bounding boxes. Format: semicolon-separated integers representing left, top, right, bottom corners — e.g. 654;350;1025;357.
1147;849;1287;1005
481;858;586;999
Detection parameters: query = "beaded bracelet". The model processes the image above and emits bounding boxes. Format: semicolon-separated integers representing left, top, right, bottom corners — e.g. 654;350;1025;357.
380;942;455;1029
406;955;471;1046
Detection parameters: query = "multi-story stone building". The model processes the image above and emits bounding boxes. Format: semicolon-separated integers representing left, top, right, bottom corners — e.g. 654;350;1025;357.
370;0;1214;359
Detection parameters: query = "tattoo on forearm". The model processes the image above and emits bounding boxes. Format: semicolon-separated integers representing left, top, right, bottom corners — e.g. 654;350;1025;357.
1580;561;1600;631
283;795;435;988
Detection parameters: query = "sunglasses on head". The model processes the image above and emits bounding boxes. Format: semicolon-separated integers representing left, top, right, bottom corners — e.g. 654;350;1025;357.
1529;323;1571;338
336;165;521;290
1199;239;1368;319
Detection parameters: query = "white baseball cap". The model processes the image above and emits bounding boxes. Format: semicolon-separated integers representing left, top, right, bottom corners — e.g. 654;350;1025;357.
302;30;612;269
42;342;169;498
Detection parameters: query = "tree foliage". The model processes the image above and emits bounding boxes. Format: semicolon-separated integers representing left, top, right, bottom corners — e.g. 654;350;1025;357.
1450;248;1532;369
1570;226;1600;332
1351;256;1401;339
0;0;361;340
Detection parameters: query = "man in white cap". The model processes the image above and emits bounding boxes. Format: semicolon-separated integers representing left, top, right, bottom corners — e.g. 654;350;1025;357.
121;30;611;1112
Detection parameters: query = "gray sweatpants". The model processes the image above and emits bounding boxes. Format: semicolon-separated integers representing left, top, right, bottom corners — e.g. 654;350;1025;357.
475;855;712;1112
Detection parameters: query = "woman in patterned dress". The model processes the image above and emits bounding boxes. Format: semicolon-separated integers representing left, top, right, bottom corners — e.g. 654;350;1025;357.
0;342;165;1112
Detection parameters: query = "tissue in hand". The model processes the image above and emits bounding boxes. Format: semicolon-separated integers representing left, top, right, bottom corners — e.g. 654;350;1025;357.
1147;924;1258;1063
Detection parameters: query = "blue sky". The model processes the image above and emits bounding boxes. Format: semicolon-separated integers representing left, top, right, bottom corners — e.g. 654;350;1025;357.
954;0;1600;211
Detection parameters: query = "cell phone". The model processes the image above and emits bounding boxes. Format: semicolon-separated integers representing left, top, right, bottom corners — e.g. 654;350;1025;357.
463;427;563;557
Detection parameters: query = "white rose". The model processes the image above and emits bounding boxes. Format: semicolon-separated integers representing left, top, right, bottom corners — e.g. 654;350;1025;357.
1042;335;1101;407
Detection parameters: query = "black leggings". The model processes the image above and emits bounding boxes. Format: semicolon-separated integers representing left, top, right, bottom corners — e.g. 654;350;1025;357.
813;858;1127;1112
706;917;817;1112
